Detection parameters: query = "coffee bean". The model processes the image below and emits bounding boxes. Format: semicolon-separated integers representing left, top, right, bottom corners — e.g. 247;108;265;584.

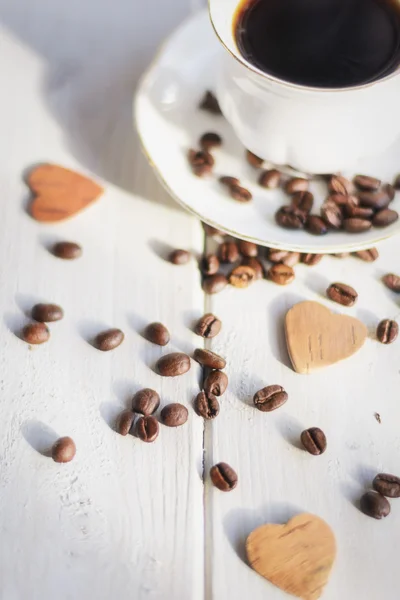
343;218;372;233
394;174;400;190
246;150;264;168
195;314;222;338
345;203;374;219
282;252;301;267
229;265;256;288
188;149;214;177
194;391;220;419
329;174;352;195
194;348;226;369
238;240;258;257
22;322;50;345
305;215;328;235
202;274;228;294
384;183;395;201
51;436;76;463
203;370;228;396
300;427;327;455
292;191;313;213
329;193;349;206
268;249;290;263
210;462;238;491
117;410;135;435
144;322;170;346
268;263;295;285
52;241;82;260
354;174;381;191
199;132;222;150
31;303;63;322
321;201;343;229
201;254;220;276
199;91;222;115
132;388;160;415
242;257;264;279
203;224;226;238
358;190;390;209
327;282;358;306
156;352;191;377
219;241;240;263
373;473;400;498
253;385;288;412
354;248;379;262
258;169;281;189
161;403;188;427
135;416;159;442
360;491;390;519
169;249;191;265
285;177;309;194
219;176;240;187
301;253;323;266
94;328;124;351
377;319;398;344
382;273;400;292
275;205;306;229
230;184;252;202
372;208;399;227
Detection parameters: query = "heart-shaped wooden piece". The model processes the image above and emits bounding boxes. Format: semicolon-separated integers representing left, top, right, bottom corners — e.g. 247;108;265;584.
27;164;103;222
246;513;336;600
285;300;367;374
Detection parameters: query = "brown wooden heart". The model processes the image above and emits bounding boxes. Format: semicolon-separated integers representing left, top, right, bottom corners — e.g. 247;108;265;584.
27;164;103;223
246;513;336;600
285;300;367;374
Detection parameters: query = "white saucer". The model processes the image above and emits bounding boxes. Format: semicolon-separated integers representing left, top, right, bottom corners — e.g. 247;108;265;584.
134;10;400;253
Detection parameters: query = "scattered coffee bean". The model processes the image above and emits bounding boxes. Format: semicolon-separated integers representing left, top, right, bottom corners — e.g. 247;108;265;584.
238;240;258;257
360;491;390;519
354;248;379;262
242;257;264;279
203;370;228;396
169;249;191;265
230;184;252;202
202;274;228;294
301;253;323;266
194;348;226;369
292;191;314;213
51;436;76;463
161;403;188;427
132;388;160;415
195;313;222;338
194;391;220;419
305;215;328;235
219;241;240;263
135;416;159;442
285;177;309;194
156;352;191;377
22;322;50;345
201;254;220;276
258;169;281;189
268;263;295;285
321;201;343;229
246;150;264;168
354;174;381;191
373;473;400;498
94;328;124;351
188;149;214;177
382;273;400;292
343;218;372;233
253;385;288;412
345;202;374;219
384;183;395;201
219;176;240;187
199;91;222;115
229;265;256;288
52;241;82;260
117;410;135;436
372;208;399;227
199;132;222;150
268;249;290;263
210;462;238;491
144;322;170;346
358;190;390;209
300;427;327;455
377;319;398;344
203;224;226;238
32;303;63;323
275;205;306;229
327;282;357;306
281;252;301;267
394;174;400;190
329;174;352;195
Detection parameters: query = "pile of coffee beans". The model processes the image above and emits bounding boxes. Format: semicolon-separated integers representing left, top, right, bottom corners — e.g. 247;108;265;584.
360;472;400;519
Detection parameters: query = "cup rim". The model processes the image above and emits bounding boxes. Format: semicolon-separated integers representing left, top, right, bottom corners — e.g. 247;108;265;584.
208;0;400;94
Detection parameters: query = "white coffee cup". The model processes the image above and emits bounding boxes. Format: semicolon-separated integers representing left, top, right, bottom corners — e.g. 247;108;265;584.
209;0;400;174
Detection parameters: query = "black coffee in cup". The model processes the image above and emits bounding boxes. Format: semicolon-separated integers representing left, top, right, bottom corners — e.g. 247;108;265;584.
234;0;400;88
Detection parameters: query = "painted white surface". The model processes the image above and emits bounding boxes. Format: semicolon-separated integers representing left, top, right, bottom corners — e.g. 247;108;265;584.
0;2;399;600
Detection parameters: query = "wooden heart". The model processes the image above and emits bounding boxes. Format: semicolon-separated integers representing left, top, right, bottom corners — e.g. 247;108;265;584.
246;513;336;600
285;301;367;374
27;164;103;222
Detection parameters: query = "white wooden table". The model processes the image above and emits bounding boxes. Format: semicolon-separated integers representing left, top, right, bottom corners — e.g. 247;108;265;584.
0;1;399;599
